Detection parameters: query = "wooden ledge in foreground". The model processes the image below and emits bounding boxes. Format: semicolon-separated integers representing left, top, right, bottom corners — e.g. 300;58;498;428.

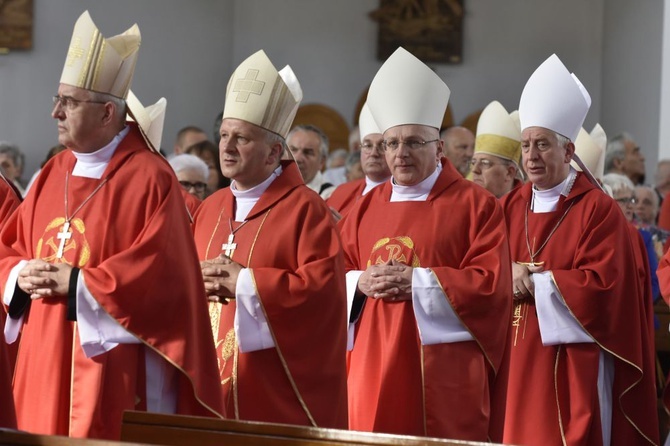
121;411;505;446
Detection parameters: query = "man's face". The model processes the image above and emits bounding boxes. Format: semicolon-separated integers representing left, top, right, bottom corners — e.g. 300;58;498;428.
287;130;324;183
219;118;280;191
622;139;645;180
177;167;208;201
443;127;475;176
178;130;208;154
613;187;635;222
521;127;573;190
52;84;108;153
470;154;515;198
0;154;19;181
360;133;390;182
635;187;657;225
383;124;442;186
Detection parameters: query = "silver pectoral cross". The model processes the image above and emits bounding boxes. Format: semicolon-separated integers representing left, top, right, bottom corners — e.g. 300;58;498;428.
56;221;72;259
222;233;237;257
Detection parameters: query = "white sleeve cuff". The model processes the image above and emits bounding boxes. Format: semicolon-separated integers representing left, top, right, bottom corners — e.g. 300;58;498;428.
346;270;364;351
412;268;473;345
76;271;140;358
234;268;275;353
534;271;594;345
3;260;28;344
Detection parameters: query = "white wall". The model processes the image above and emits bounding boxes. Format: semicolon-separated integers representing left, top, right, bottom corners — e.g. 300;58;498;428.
660;0;670;161
602;0;664;181
3;0;666;183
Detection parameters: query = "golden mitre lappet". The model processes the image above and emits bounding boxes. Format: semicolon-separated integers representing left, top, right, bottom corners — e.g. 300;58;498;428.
475;100;521;165
223;50;303;138
59;10;140;99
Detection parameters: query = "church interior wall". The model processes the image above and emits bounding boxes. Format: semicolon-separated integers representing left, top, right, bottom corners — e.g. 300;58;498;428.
0;0;664;180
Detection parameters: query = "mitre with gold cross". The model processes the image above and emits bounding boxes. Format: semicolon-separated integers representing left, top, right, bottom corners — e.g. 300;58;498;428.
59;10;141;99
222;50;303;139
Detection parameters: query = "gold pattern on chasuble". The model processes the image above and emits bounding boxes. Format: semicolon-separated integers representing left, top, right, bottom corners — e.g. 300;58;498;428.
36;217;90;267
209;302;235;385
512;301;530;347
367;236;421;268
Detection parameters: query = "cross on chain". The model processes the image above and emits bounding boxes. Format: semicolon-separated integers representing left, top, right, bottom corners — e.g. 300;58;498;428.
222;233;237;257
232;69;265;102
56;221;72;259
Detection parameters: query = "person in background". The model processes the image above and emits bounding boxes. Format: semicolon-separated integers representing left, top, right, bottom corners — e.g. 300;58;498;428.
440;125;474;177
185;139;230;195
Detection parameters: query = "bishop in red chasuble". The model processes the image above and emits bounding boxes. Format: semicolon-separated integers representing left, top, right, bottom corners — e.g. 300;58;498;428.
0;124;223;438
191;49;348;429
341;47;511;441
495;54;658;446
0;174;20;429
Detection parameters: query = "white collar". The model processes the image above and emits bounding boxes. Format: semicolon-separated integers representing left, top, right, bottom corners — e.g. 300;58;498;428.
531;167;577;213
390;162;441;202
363;175;389;195
72;126;129;179
231;165;282;221
306;171;324;192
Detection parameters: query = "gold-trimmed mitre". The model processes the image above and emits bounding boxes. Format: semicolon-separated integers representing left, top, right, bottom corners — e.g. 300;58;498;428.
475;100;521;165
222;50;303;138
60;11;141;99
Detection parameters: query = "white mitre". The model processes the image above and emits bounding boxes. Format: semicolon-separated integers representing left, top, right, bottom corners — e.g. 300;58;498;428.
59;11;140;99
519;54;591;142
367;47;450;132
358;102;381;140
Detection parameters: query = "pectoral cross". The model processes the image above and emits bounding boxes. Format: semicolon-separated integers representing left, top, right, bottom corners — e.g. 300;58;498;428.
222;233;237;257
56;221;72;259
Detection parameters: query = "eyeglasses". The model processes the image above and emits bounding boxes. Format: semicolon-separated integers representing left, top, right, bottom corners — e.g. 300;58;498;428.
470;158;502;170
179;181;207;192
360;142;384;153
615;196;637;205
382;139;439;151
52;95;108;110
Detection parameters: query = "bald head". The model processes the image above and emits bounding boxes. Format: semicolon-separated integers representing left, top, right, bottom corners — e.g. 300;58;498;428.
441;126;475;176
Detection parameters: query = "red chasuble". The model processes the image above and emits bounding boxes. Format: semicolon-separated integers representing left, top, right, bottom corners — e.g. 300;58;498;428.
326;178;366;218
0;175;20;429
656;234;670;423
180;188;202;219
192;160;348;429
339;159;511;441
0;124;223;439
496;173;659;446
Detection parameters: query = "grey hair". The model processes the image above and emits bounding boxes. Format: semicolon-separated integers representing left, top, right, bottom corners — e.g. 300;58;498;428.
554;132;571;149
635;185;659;210
0;141;21;166
344;151;361;174
169;154;209;180
605;132;635;173
287;124;329;159
327;148;348;169
602;172;635;195
88;91;127;122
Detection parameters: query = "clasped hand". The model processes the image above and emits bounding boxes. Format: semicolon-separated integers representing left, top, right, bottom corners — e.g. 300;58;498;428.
357;259;412;301
511;262;544;301
201;255;242;303
17;259;72;300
